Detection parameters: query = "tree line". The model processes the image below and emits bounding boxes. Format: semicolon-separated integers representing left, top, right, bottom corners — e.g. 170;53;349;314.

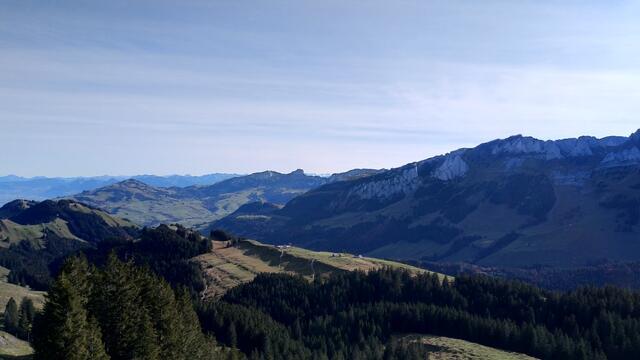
18;224;640;359
0;224;210;295
83;224;212;296
419;260;640;291
199;269;640;359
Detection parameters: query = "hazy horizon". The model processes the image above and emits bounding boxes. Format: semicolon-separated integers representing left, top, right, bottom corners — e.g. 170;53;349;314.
3;1;640;176
1;128;639;178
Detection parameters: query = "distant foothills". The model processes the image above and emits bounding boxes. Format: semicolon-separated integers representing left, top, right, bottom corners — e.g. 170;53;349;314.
2;130;640;359
2;129;640;283
0;173;239;205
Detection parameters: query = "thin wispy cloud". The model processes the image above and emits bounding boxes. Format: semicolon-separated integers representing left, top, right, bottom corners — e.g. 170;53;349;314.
1;0;639;176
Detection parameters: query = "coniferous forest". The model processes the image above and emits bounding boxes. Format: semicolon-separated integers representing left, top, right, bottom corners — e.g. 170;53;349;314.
200;270;640;360
5;1;640;359
5;209;639;360
28;236;640;360
31;255;225;360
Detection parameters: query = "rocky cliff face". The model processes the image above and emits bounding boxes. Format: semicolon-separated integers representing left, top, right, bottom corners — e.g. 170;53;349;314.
601;147;640;167
211;130;640;268
336;132;636;203
348;166;419;200
488;135;627;160
432;153;469;181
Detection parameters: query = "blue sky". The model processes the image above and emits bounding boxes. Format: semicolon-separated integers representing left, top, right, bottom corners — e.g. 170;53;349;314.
2;0;640;176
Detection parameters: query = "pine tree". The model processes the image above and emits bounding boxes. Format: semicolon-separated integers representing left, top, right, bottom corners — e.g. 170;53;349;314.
90;253;160;360
174;291;217;359
32;256;109;360
3;297;19;336
33;253;223;360
140;270;183;359
91;254;216;360
292;319;302;340
228;323;238;348
18;298;36;340
86;316;109;359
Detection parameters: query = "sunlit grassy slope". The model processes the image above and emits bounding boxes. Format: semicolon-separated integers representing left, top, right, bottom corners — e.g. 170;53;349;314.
195;239;447;299
0;267;45;311
0;330;33;359
402;335;538;360
70;172;327;228
0;219;80;248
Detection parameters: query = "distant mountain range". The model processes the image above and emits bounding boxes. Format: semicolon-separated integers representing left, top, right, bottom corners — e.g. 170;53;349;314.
5;130;639;269
0;173;238;206
212;130;640;267
67;169;382;228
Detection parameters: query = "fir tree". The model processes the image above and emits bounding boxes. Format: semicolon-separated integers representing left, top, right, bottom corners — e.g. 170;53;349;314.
175;291;218;359
32;256;109;360
90;253;161;360
3;297;19;335
18;297;36;340
33;254;218;360
227;322;238;348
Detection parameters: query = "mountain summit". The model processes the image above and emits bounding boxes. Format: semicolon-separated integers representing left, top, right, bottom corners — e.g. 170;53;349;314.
67;169;380;228
212;130;640;267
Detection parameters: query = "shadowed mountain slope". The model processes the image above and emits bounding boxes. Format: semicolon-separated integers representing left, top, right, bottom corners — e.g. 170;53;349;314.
211;130;640;267
0;199;136;247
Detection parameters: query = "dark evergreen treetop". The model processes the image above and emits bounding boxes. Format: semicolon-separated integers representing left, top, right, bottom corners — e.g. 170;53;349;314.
32;255;222;360
200;268;640;360
3;297;19;336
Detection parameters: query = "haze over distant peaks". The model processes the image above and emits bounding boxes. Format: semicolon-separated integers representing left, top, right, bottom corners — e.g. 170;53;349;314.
66;168;382;228
0;173;239;206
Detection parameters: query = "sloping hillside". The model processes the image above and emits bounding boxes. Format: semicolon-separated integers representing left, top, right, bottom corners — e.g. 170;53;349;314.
0;173;237;206
0;199;136;246
0;200;138;291
194;239;440;299
0;218;80;248
69;170;326;227
0;267;45;311
0;330;34;358
71;179;213;227
212;130;640;267
0;200;37;219
402;335;537;360
69;169;381;228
